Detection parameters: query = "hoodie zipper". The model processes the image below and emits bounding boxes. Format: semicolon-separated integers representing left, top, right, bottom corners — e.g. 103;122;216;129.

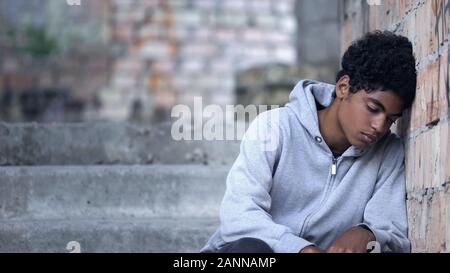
299;155;340;237
331;157;337;176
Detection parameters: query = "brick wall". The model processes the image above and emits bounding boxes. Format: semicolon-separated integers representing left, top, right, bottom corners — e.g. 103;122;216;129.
101;0;297;122
341;0;450;252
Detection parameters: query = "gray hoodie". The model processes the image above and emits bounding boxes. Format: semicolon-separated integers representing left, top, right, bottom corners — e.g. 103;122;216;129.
200;79;410;253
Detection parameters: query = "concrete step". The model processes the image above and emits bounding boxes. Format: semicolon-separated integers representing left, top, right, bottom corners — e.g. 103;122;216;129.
0;217;219;253
0;122;241;166
0;165;228;220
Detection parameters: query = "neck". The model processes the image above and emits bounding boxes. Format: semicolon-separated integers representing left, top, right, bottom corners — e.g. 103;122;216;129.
317;102;351;155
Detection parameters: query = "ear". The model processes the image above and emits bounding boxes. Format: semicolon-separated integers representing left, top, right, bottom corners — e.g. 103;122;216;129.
335;75;350;99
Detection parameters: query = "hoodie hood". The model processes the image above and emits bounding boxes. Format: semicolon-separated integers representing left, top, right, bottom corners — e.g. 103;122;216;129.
285;79;371;158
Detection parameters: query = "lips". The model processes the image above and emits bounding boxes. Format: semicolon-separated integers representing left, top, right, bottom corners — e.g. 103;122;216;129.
361;133;377;144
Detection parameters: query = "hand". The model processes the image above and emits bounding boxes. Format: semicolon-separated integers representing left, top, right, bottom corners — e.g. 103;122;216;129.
299;246;325;253
326;226;376;253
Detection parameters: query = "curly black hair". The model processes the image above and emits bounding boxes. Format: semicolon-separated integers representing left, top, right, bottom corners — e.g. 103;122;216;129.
336;30;417;110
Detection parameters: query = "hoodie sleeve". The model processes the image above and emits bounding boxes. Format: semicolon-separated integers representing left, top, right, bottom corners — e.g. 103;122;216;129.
357;136;411;253
219;109;315;253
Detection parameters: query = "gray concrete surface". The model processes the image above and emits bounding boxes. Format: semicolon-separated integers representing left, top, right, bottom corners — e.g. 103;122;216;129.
0;165;228;219
0;122;241;166
0;217;219;253
0;122;237;252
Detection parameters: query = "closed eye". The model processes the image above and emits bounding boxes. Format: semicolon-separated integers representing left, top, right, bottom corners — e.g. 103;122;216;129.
367;106;379;113
367;106;397;124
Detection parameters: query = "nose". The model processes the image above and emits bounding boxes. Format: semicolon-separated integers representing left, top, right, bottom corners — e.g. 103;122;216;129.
370;115;388;134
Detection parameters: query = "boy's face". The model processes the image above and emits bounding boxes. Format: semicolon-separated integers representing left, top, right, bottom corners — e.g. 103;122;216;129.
336;76;405;149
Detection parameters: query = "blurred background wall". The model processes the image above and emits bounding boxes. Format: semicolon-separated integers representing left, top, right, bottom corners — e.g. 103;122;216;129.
0;0;111;122
0;0;340;123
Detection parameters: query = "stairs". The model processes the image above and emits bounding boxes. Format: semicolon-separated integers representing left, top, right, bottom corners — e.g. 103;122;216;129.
0;122;240;252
